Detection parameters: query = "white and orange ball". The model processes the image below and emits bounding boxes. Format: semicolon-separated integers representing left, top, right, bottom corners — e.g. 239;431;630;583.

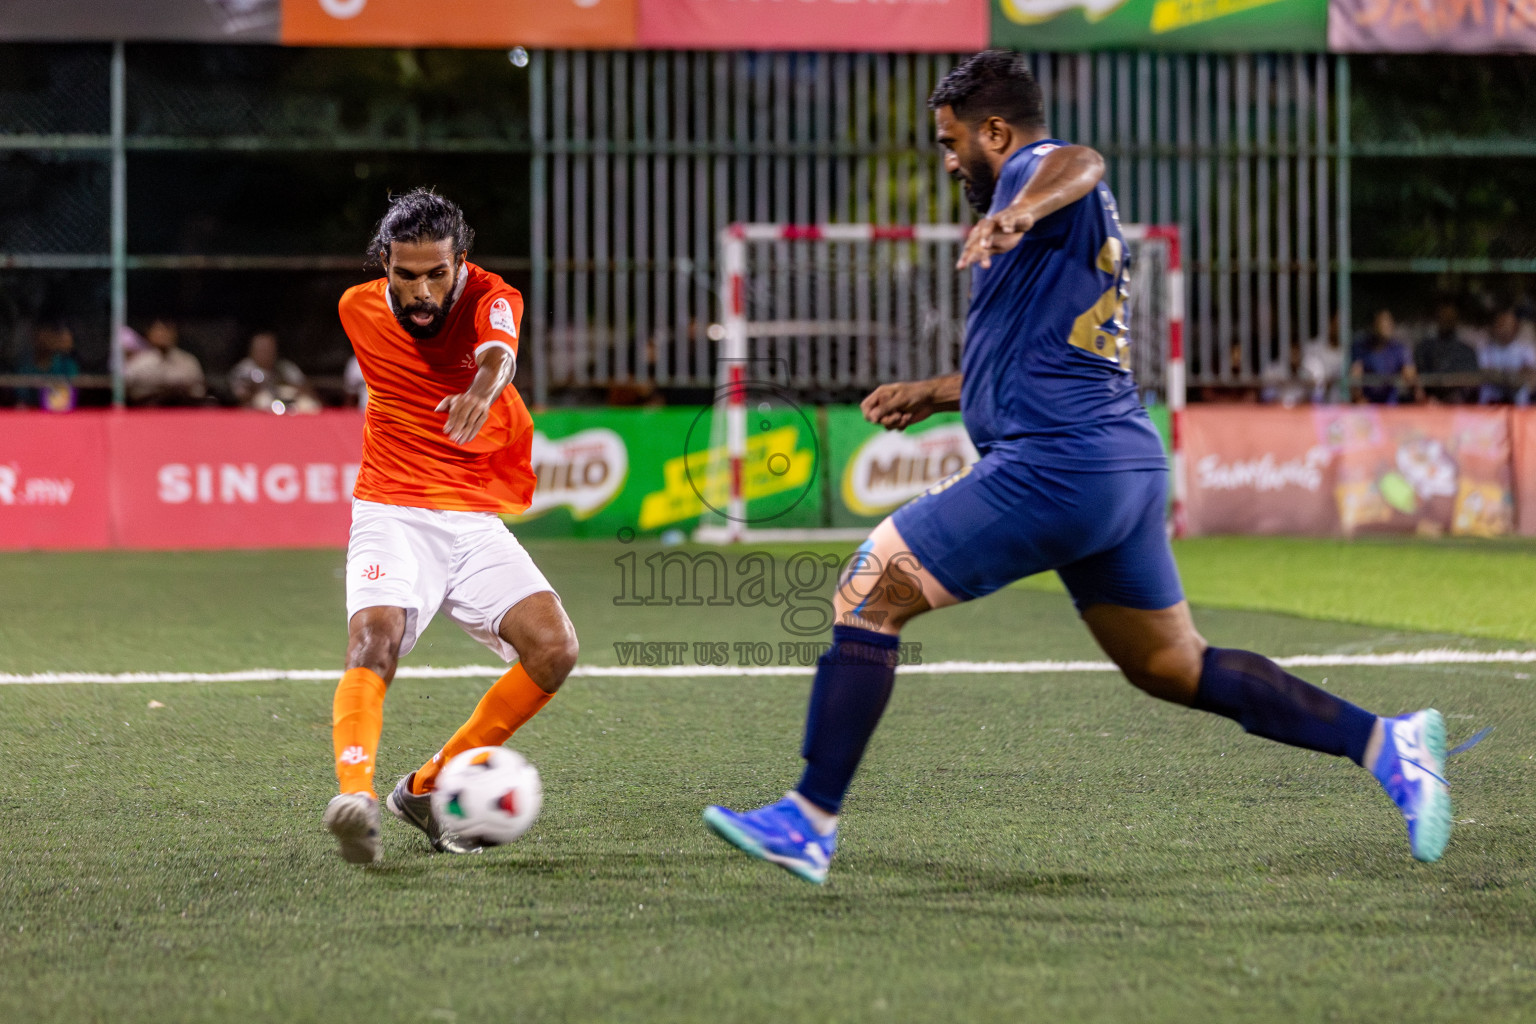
430;746;543;846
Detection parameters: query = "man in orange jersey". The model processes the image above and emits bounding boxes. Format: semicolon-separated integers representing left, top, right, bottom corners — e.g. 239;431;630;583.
323;189;579;864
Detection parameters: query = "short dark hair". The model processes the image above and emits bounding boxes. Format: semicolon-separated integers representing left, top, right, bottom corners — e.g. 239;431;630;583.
929;50;1045;131
366;187;474;268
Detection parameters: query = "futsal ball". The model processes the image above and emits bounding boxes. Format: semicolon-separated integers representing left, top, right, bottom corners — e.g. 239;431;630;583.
430;746;543;846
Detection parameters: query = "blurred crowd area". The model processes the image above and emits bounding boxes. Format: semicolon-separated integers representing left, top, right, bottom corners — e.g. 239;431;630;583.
7;293;1536;413
1194;293;1536;408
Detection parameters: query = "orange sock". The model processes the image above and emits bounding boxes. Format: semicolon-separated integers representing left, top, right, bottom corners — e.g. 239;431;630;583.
332;667;388;797
411;663;553;795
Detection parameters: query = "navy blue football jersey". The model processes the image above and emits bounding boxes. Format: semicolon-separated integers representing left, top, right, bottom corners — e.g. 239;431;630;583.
960;140;1166;471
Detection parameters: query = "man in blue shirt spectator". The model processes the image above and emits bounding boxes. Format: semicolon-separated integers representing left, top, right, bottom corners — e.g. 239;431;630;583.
1351;309;1420;404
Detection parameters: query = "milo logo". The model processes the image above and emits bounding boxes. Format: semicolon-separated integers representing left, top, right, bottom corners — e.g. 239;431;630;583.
527;428;628;520
842;423;978;517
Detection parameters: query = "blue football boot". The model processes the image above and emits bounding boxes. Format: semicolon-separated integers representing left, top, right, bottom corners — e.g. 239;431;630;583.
1371;709;1453;863
703;795;837;885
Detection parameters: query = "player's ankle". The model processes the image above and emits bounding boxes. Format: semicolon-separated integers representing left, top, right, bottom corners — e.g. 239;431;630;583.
788;790;838;835
1360;717;1387;771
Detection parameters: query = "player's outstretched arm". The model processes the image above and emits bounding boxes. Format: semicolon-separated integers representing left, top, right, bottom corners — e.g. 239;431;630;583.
861;373;962;431
435;346;514;446
957;145;1106;270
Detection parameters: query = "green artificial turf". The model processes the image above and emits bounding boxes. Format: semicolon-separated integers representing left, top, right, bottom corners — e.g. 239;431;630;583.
1;539;1534;1023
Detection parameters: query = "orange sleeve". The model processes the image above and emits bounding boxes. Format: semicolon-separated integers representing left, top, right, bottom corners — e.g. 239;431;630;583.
474;286;523;358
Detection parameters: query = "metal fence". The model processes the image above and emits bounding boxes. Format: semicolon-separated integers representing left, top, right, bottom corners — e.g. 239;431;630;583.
528;51;1347;403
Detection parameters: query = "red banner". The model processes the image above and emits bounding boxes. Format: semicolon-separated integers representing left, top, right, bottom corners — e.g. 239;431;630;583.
0;411;362;551
1511;410;1536;535
280;0;638;47
1184;406;1515;538
638;0;989;51
109;411;363;550
0;414;112;551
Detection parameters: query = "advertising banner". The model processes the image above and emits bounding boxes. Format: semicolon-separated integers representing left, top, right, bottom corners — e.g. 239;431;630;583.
1328;0;1536;53
0;413;112;551
108;411;363;550
0;0;279;41
511;405;824;539
1184;406;1514;538
1510;409;1536;535
823;407;978;529
280;0;637;48
991;0;1327;50
639;0;989;51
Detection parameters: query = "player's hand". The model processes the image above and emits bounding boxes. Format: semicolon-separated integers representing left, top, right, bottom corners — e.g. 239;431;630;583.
956;209;1032;270
435;391;492;446
861;380;936;431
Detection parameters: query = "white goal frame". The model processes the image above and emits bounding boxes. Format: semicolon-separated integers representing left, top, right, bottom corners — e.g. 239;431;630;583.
696;222;1186;544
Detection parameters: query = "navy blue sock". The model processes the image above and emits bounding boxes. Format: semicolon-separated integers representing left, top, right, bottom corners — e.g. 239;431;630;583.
1193;647;1376;764
796;624;901;814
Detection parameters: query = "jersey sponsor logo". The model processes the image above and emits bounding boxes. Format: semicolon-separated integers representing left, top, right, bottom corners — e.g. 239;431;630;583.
1031;143;1060;156
156;462;361;505
525;428;629;520
841;423;979;518
361;564;386;581
488;297;518;338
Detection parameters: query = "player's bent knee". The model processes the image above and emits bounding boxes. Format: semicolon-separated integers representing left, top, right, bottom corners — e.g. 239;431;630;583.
519;623;579;692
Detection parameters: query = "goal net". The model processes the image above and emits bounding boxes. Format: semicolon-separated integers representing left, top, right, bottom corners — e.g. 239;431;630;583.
692;222;1183;543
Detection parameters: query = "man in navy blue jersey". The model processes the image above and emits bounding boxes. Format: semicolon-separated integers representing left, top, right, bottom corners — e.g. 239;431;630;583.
703;51;1452;884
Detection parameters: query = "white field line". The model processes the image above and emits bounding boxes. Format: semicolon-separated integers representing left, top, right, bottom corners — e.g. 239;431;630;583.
2;648;1535;685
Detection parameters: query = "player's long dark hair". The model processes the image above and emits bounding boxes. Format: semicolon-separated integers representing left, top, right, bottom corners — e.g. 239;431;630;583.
928;51;1045;130
365;187;475;268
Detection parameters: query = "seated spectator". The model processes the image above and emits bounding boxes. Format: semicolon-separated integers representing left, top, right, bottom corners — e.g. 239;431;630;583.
1299;312;1345;403
344;354;368;413
230;331;320;413
1351;309;1419;404
14;319;81;412
124;318;206;406
1478;308;1536;405
1415;302;1480;404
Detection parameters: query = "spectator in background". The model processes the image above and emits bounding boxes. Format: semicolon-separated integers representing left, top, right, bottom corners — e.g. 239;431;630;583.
124;318;206;406
230;330;320;413
1415;301;1480;404
1299;311;1345;403
344;353;368;412
1351;308;1419;404
14;319;81;412
1477;308;1536;405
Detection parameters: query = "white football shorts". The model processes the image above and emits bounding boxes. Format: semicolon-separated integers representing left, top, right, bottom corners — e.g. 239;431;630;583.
345;499;555;662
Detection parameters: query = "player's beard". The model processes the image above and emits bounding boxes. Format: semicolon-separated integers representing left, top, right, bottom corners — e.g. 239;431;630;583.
952;153;997;216
392;271;458;339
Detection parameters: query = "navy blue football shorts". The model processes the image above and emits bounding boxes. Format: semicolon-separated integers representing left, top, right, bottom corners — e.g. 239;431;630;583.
890;451;1185;613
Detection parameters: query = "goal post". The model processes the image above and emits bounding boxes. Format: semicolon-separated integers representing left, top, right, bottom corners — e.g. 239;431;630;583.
695;221;1184;544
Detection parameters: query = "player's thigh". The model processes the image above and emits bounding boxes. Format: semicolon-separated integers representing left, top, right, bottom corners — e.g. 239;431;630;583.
441;516;558;663
885;454;1083;609
345;500;451;658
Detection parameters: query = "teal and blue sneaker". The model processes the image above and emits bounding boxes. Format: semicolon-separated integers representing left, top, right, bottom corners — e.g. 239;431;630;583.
703;796;837;885
1372;709;1452;863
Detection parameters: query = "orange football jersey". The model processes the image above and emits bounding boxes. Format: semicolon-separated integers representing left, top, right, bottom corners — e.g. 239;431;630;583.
341;262;536;514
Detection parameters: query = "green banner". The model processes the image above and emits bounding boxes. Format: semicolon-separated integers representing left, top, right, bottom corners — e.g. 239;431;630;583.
991;0;1326;50
507;404;1172;538
509;405;824;539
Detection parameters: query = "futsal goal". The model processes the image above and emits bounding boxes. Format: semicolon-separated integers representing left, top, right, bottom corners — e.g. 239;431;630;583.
692;222;1184;544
